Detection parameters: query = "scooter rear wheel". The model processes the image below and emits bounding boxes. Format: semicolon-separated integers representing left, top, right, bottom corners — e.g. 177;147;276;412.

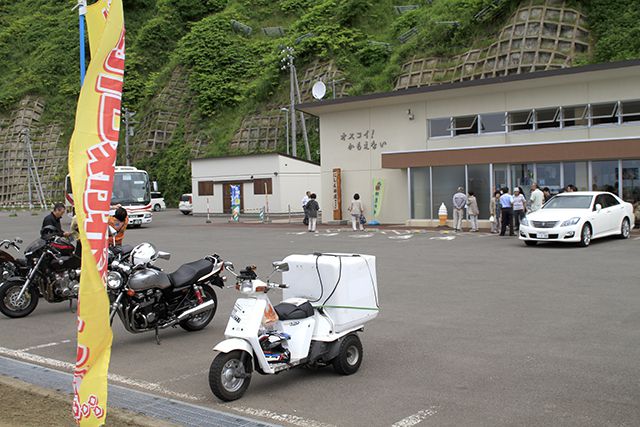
209;350;252;401
332;334;363;375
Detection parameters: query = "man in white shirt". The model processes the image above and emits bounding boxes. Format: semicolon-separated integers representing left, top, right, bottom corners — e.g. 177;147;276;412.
452;187;467;232
529;182;544;212
301;191;311;225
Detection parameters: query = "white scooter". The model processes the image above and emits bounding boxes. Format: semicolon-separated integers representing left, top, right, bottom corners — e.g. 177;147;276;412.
209;257;376;401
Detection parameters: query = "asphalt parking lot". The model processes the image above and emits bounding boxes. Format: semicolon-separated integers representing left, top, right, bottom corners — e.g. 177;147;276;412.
1;209;640;427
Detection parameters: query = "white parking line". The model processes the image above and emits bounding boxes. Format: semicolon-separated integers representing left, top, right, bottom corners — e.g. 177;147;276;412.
633;236;640;240
429;236;456;241
224;405;335;427
349;234;374;238
19;339;71;352
391;407;438;427
389;235;413;240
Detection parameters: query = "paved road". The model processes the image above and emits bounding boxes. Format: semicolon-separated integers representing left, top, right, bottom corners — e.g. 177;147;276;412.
1;210;640;426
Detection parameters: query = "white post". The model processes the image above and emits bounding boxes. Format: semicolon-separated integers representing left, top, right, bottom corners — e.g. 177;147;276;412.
206;197;211;223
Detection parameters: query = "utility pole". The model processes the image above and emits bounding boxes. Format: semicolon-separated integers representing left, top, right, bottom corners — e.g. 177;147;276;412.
280;107;290;155
121;107;136;166
293;69;311;160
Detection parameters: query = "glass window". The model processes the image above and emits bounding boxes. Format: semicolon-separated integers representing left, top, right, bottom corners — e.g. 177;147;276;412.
410;168;431;219
479;113;505;133
593;194;606;210
431;166;465;219
451;115;478;136
603;194;619;207
198;181;214;196
563;162;589;191
591;160;618;193
467;164;490;218
493;164;509;192
508;110;533;132
510;164;534;199
621;100;640;123
253;178;272;195
535;108;560;129
544;195;593;209
560;105;588;127
589;102;618;126
535;163;561;193
429;118;451;138
622;160;640;207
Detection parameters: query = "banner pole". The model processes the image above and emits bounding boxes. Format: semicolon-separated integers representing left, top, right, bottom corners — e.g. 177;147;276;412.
77;1;88;86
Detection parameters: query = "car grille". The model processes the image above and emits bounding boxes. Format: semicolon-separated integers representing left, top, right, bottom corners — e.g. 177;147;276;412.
532;221;558;228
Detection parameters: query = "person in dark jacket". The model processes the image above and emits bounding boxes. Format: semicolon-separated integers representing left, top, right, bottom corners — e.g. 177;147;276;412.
41;203;70;238
305;193;320;232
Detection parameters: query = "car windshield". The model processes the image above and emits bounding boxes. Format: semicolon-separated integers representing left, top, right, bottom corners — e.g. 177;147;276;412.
180;195;191;202
112;172;150;206
543;195;593;209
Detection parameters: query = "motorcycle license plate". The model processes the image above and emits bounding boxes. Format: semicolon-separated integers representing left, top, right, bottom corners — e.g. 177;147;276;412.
537;232;548;239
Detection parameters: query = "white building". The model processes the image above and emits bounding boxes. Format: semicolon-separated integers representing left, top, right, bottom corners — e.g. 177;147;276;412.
190;153;321;215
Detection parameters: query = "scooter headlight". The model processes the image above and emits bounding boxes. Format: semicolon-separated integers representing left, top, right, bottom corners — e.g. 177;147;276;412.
107;271;123;290
239;280;253;294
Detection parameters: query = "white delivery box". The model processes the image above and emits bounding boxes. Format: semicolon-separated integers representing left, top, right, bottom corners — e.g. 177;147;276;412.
282;253;379;333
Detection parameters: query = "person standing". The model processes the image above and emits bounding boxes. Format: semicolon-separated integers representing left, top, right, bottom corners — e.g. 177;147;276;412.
529;182;544;213
301;191;311;226
41;202;70;237
499;187;514;236
489;191;501;234
512;187;526;231
348;193;364;231
452;187;467;232
542;187;552;203
467;191;479;232
305;193;320;232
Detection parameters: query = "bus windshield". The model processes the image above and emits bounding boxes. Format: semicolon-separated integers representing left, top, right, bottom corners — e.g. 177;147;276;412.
112;172;150;206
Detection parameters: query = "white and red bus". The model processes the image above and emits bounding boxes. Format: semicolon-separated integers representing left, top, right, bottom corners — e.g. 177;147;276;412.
65;166;153;227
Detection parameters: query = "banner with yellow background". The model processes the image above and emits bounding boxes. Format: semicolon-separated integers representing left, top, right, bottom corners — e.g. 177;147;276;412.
68;0;124;424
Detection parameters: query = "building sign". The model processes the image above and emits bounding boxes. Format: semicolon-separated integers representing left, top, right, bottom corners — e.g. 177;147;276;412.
339;129;388;152
231;185;240;222
332;168;342;220
372;178;384;220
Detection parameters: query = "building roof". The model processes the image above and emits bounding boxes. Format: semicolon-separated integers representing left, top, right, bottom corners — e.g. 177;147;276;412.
192;151;320;166
297;59;640;116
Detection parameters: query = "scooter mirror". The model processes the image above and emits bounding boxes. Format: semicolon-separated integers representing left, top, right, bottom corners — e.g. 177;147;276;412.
224;261;235;271
157;251;171;260
272;261;289;272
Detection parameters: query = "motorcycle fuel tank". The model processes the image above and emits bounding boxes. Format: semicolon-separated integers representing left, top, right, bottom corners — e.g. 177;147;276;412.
129;268;172;291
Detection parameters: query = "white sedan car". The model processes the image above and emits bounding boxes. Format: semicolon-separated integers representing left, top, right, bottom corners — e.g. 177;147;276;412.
519;191;634;247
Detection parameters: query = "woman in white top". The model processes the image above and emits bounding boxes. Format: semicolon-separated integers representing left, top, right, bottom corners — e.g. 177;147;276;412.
348;193;364;231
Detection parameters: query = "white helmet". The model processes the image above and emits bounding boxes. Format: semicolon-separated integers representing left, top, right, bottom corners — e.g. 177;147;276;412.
130;243;158;267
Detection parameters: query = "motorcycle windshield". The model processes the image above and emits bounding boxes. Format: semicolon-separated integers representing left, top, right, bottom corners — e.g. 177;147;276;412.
24;238;46;255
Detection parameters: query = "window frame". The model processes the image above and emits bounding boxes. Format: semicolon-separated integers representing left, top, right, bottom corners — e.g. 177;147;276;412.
534;107;561;129
559;104;588;127
197;181;214;196
507;110;534;132
428;117;453;138
253;178;273;195
479;112;506;134
621;100;640;122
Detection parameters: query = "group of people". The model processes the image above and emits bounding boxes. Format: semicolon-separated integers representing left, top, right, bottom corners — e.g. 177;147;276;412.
41;202;129;247
453;182;578;235
301;191;366;233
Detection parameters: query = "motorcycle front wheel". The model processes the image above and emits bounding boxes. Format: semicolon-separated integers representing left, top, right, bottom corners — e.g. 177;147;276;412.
0;277;39;318
209;350;252;401
179;286;217;332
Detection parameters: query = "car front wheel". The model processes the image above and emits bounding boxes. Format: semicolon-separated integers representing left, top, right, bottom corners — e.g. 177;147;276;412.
578;223;592;247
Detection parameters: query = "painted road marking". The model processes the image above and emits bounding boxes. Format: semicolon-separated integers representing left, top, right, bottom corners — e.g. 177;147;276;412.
314;233;339;237
350;233;374;238
391;407;438;427
429;236;456;241
224;405;335;427
0;346;332;427
389;235;413;240
287;231;307;235
634;236;640;240
19;339;71;352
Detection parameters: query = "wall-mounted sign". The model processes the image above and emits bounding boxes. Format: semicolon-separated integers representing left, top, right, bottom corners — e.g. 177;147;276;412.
372;178;384;220
332;168;342;221
339;129;388;151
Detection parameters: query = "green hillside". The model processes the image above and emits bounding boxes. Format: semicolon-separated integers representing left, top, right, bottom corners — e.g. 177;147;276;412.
0;0;639;205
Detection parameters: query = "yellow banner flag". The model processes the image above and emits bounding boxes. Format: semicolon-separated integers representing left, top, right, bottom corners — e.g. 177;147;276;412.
68;0;124;425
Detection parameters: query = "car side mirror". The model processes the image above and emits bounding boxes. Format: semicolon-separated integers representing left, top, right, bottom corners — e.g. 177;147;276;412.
157;251;171;260
272;261;289;272
595;203;602;212
224;261;235;271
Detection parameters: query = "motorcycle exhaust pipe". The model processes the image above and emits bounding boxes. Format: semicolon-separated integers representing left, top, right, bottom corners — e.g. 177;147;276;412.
162;299;215;329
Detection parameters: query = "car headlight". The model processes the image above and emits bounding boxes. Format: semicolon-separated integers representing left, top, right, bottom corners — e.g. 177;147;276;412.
560;217;581;227
520;217;529;226
107;271;123;290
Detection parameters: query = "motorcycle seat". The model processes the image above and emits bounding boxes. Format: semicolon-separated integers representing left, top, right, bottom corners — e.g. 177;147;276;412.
168;259;213;289
274;301;314;320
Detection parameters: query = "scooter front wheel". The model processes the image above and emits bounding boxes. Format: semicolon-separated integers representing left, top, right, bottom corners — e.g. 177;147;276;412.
209;350;252;401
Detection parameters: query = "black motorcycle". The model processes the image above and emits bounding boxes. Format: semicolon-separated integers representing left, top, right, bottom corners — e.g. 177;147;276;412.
107;246;225;343
0;229;81;318
0;237;25;282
